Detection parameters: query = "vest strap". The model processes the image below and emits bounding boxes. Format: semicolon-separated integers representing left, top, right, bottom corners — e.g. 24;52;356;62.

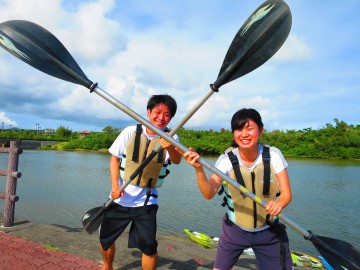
144;179;158;206
262;146;271;195
227;151;246;189
132;124;142;162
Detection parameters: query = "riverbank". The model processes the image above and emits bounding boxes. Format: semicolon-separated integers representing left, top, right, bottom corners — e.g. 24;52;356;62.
0;215;329;269
0;215;260;269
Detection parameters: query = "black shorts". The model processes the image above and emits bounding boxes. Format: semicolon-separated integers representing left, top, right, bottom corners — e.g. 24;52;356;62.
100;203;158;255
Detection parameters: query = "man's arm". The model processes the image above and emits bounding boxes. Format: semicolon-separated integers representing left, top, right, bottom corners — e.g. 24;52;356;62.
110;155;123;198
159;138;182;164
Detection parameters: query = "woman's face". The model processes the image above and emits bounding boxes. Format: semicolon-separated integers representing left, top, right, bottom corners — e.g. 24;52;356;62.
233;119;263;150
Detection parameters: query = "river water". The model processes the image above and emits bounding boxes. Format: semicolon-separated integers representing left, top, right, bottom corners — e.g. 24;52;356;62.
1;150;359;257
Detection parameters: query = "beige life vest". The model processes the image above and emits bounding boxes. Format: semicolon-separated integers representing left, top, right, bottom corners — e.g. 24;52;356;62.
121;125;169;188
220;147;279;230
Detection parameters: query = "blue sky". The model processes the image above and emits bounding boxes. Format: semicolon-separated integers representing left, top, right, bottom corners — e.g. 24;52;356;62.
0;0;359;132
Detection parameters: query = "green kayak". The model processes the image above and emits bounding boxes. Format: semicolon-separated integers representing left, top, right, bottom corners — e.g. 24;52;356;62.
184;228;323;268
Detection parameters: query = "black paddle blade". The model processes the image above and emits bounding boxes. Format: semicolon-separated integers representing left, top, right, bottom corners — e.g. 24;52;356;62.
82;206;105;234
213;0;292;89
310;233;360;270
0;20;93;88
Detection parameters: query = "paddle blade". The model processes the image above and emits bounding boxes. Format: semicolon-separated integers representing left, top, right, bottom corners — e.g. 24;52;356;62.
82;206;105;234
0;20;93;88
214;0;292;89
310;234;360;270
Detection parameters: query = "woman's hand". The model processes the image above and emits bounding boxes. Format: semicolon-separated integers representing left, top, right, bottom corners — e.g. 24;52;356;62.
182;148;202;169
266;200;283;216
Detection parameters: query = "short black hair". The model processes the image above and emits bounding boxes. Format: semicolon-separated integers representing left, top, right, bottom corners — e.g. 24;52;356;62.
147;94;177;118
231;108;263;132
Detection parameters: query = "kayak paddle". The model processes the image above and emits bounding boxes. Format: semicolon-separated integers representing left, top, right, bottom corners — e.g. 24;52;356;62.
0;0;291;233
79;0;292;234
1;3;358;269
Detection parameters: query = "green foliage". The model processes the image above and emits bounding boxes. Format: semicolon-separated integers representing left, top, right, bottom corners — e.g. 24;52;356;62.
178;119;360;159
61;129;120;150
1;119;359;159
178;128;233;156
261;119;360;159
55;126;72;138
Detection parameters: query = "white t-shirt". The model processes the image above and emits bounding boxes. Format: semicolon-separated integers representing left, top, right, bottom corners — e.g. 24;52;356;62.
215;144;288;175
108;125;179;207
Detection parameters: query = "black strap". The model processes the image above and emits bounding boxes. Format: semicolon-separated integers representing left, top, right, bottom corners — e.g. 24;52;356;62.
157;127;170;163
227;151;246;189
262;145;271;195
144;179;158;206
158;168;170;179
217;185;224;195
132;124;142;162
157;149;164;163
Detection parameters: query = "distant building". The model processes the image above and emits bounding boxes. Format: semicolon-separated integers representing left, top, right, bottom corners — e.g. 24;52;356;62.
78;130;91;138
43;128;55;135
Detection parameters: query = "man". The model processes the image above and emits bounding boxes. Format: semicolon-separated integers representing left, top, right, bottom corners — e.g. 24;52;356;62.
100;94;182;270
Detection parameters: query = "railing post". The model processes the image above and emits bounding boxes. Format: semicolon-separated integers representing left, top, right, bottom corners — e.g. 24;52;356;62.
3;141;22;227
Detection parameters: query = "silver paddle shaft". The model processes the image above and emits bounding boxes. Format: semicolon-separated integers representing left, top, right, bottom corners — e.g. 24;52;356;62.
93;85;310;239
99;87;215;208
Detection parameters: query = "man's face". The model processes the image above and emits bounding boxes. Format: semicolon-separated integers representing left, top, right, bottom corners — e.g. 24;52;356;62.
147;103;172;130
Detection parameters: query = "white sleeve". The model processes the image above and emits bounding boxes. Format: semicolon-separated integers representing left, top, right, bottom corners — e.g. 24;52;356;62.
270;146;288;174
108;126;136;158
215;153;233;176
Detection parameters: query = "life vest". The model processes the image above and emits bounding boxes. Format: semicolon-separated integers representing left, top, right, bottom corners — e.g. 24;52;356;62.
218;145;280;230
120;124;170;188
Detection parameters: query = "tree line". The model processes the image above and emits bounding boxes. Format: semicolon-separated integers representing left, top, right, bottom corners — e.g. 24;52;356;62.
179;119;360;159
1;119;359;159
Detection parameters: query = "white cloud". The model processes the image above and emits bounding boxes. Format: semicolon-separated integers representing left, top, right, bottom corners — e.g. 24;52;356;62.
0;112;17;127
0;0;358;131
274;33;312;61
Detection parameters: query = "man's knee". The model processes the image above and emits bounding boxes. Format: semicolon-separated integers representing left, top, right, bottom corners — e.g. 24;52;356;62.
140;240;158;255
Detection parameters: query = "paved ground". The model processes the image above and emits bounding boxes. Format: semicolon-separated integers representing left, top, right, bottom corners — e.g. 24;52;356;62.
0;215;325;270
0;215;259;270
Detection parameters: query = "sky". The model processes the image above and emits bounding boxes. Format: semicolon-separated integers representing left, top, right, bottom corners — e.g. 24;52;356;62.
0;0;359;133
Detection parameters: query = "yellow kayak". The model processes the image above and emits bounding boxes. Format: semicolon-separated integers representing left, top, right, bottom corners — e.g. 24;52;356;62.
291;250;323;268
184;228;323;268
184;228;218;249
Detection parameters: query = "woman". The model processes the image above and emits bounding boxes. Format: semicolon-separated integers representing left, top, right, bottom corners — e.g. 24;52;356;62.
182;108;293;270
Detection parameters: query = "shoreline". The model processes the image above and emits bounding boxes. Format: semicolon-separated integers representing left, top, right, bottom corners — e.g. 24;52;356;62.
0;215;325;269
0;215;258;269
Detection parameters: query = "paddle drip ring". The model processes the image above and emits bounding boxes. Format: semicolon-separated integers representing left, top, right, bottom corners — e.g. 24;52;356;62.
210;84;219;92
89;82;98;93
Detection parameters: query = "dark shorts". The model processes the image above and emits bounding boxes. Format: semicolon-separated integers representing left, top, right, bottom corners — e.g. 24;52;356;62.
214;214;294;270
99;203;158;255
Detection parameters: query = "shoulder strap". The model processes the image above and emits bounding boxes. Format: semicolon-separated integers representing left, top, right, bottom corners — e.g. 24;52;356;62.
156;127;170;163
227;151;246;189
132;124;143;162
262;145;271;195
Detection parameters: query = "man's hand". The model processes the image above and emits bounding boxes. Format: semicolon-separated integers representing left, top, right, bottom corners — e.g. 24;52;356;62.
111;186;124;199
159;137;173;149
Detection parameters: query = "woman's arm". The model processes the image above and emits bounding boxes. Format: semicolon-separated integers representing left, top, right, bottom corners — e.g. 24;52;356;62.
266;168;292;216
183;149;222;200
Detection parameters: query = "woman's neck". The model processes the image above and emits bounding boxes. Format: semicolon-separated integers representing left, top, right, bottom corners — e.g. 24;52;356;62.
238;145;259;166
